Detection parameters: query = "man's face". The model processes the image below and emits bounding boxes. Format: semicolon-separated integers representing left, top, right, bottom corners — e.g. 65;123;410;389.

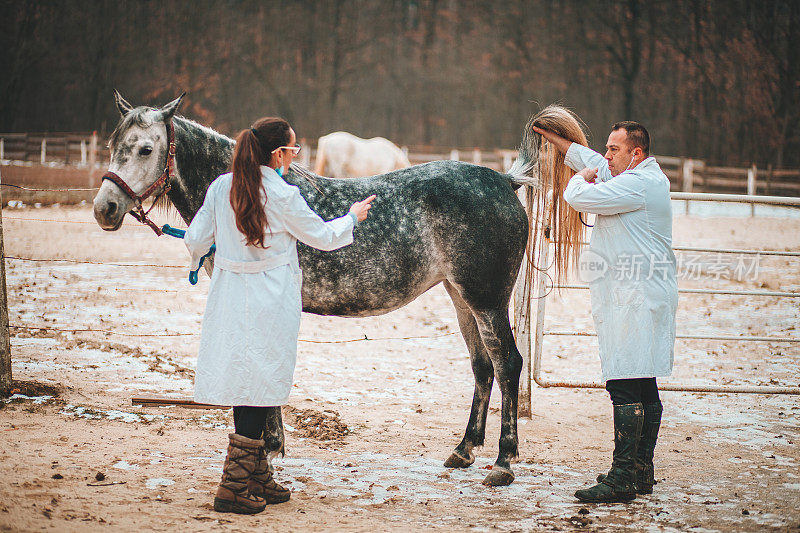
604;128;637;176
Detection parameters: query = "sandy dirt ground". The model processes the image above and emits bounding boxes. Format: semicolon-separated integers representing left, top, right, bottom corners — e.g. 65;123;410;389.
1;203;798;532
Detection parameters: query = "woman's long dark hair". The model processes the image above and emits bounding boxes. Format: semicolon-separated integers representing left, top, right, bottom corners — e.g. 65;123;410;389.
230;117;291;247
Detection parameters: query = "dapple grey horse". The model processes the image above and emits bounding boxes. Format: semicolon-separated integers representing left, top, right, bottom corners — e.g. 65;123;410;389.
93;91;585;486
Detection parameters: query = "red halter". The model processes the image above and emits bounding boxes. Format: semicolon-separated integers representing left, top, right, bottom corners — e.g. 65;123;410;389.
101;120;176;236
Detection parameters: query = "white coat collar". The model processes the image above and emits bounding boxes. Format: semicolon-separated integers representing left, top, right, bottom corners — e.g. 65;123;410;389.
619;156;658;176
260;165;282;179
637;156;658;170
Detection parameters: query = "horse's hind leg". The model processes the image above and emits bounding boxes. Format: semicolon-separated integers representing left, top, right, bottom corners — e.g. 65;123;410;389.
263;407;285;469
442;281;495;469
472;307;523;486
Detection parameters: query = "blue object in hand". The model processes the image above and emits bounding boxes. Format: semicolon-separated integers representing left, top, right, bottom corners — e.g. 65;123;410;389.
161;224;186;239
162;224;216;285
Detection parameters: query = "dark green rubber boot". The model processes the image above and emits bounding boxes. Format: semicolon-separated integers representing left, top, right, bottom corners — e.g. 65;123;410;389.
575;403;643;503
596;401;663;494
635;401;662;494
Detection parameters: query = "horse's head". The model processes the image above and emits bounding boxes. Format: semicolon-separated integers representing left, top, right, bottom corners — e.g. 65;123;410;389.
93;90;184;231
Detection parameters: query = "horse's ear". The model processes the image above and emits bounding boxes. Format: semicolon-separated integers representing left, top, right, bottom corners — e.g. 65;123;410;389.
159;92;186;121
113;89;135;116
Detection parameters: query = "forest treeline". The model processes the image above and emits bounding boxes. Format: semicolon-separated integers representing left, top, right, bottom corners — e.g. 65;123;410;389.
2;0;798;167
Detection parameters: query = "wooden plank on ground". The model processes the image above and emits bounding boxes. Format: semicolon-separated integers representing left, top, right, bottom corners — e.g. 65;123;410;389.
131;396;226;409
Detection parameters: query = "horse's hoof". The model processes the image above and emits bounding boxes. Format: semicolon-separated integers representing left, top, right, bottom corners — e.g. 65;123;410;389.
444;451;475;468
482;466;515;486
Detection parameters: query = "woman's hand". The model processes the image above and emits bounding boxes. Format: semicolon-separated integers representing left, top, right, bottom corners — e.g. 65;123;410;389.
349;194;376;222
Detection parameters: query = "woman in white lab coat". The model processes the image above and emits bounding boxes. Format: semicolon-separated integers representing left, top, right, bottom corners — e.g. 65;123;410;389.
185;117;374;515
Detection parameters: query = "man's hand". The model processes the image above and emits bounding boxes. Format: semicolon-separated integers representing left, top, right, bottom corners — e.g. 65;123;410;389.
531;125;572;155
577;167;598;183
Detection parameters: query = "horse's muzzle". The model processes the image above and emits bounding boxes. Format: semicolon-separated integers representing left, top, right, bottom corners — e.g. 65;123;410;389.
93;186;128;231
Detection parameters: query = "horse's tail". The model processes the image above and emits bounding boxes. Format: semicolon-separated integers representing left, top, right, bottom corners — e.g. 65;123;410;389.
507;105;589;287
314;137;327;175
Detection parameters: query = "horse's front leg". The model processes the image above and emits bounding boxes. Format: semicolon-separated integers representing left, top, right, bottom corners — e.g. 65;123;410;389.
263;406;285;472
474;308;523;486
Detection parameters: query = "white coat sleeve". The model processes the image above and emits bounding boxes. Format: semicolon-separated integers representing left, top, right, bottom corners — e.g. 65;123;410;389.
281;187;355;251
185;182;216;271
564;143;613;183
563;172;644;215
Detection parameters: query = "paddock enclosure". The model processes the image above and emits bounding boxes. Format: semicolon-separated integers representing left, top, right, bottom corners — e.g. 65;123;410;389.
0;195;797;531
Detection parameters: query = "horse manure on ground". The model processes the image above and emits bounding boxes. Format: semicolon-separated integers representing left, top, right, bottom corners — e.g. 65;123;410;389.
283;406;349;442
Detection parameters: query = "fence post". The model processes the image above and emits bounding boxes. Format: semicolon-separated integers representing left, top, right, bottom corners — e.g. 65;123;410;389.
472;148;481;165
513;185;532;417
682;158;694;214
40;138;47;165
0;166;12;396
298;138;310;168
502;151;513;172
0;138;4;160
747;164;757;216
450;149;459;161
766;164;773;196
531;232;551;392
88;131;98;187
80;139;87;166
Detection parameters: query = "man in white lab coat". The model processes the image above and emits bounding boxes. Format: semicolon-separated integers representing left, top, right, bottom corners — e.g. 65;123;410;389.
532;121;677;503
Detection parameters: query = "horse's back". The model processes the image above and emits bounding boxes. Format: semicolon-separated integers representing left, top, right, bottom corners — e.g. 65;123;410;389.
290;161;527;316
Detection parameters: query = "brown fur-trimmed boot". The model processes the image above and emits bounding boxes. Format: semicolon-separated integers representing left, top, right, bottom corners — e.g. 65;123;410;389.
213;434;267;514
248;446;291;504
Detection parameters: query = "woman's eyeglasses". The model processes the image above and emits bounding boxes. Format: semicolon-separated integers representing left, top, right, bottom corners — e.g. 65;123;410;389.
272;144;301;155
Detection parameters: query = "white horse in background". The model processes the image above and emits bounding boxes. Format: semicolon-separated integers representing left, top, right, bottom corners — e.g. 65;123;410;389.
314;131;411;178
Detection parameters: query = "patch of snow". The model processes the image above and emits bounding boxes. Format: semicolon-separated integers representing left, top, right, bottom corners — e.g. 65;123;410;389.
10;337;58;347
4;394;52;404
113;460;138;470
105;410;148;423
12;360;71;372
145;478;174;489
61;404;166;423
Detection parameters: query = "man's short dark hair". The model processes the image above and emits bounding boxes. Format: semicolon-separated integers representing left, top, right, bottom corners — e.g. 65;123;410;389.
612;121;650;156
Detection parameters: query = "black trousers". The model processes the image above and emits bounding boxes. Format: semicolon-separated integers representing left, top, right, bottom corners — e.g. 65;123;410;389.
232;405;269;440
605;377;660;405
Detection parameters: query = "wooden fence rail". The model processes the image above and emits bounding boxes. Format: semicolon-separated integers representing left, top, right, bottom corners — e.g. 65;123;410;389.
2;132;799;198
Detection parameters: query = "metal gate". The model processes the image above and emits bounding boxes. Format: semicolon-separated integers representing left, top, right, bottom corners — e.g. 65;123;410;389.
514;192;800;416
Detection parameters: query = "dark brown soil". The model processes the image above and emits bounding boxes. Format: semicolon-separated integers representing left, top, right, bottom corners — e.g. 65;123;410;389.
283;406;349;442
1;379;63;399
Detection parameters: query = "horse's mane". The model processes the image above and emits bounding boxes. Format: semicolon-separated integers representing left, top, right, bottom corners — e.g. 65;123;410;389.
111;109;328;219
288;163;327;196
108;107;154;149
